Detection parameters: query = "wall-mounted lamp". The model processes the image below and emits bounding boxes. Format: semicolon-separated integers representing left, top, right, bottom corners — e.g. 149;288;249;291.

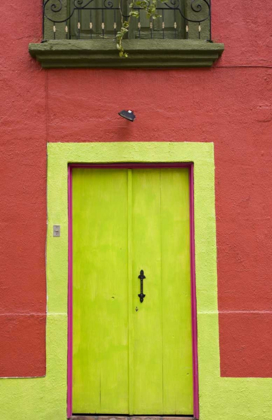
118;110;136;122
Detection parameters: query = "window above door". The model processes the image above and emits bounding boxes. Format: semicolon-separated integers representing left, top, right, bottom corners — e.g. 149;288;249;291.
29;0;224;68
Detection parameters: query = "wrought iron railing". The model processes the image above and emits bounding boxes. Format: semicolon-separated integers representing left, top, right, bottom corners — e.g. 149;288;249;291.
43;0;211;42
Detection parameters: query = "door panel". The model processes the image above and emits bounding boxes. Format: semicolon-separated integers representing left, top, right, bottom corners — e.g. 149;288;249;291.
72;167;193;415
73;169;129;414
160;169;193;414
131;169;163;414
131;169;193;415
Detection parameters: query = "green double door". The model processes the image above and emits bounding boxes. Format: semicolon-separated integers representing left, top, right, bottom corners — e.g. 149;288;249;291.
72;167;193;415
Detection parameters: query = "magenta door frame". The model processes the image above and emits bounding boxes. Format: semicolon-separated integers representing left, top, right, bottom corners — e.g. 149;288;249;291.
67;162;199;419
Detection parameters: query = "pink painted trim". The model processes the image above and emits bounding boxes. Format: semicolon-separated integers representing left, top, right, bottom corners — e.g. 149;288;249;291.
67;166;73;418
70;163;192;169
189;164;199;420
67;162;199;419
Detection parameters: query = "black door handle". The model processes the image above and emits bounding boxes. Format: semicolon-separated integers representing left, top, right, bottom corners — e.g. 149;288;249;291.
138;270;146;303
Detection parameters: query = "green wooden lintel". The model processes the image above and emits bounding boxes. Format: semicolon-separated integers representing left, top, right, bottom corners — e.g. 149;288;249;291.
29;39;224;69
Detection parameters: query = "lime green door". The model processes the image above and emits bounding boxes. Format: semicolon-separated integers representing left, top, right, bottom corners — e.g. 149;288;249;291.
72;167;193;415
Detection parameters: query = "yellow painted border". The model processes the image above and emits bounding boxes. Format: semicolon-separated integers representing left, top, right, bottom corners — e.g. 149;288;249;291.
47;141;217;420
1;142;271;420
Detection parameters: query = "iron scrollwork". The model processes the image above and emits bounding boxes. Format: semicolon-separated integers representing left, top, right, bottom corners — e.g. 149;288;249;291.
44;0;118;23
43;0;211;39
162;0;210;23
190;0;210;22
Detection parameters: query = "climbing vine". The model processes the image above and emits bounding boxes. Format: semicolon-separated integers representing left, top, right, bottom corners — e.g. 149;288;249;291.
116;0;161;57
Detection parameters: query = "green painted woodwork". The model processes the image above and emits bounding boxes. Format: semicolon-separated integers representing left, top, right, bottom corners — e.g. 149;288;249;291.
73;169;129;413
43;0;68;41
69;3;185;40
43;0;206;41
72;167;193;415
28;39;224;68
185;0;209;41
44;0;186;41
131;168;192;414
34;0;222;68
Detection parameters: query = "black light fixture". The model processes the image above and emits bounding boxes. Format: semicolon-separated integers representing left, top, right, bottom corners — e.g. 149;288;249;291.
118;110;136;122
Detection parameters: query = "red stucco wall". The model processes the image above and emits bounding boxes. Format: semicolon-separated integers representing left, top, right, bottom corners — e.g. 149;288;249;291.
1;1;272;377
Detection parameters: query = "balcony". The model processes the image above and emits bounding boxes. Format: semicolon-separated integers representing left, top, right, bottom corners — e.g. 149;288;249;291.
29;0;224;68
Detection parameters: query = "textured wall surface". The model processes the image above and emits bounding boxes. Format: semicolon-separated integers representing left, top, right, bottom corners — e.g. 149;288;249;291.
0;0;272;418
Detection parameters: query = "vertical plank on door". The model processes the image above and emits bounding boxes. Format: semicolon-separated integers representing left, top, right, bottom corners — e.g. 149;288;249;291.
127;169;135;415
160;168;193;415
131;169;163;414
72;168;129;414
130;168;193;415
